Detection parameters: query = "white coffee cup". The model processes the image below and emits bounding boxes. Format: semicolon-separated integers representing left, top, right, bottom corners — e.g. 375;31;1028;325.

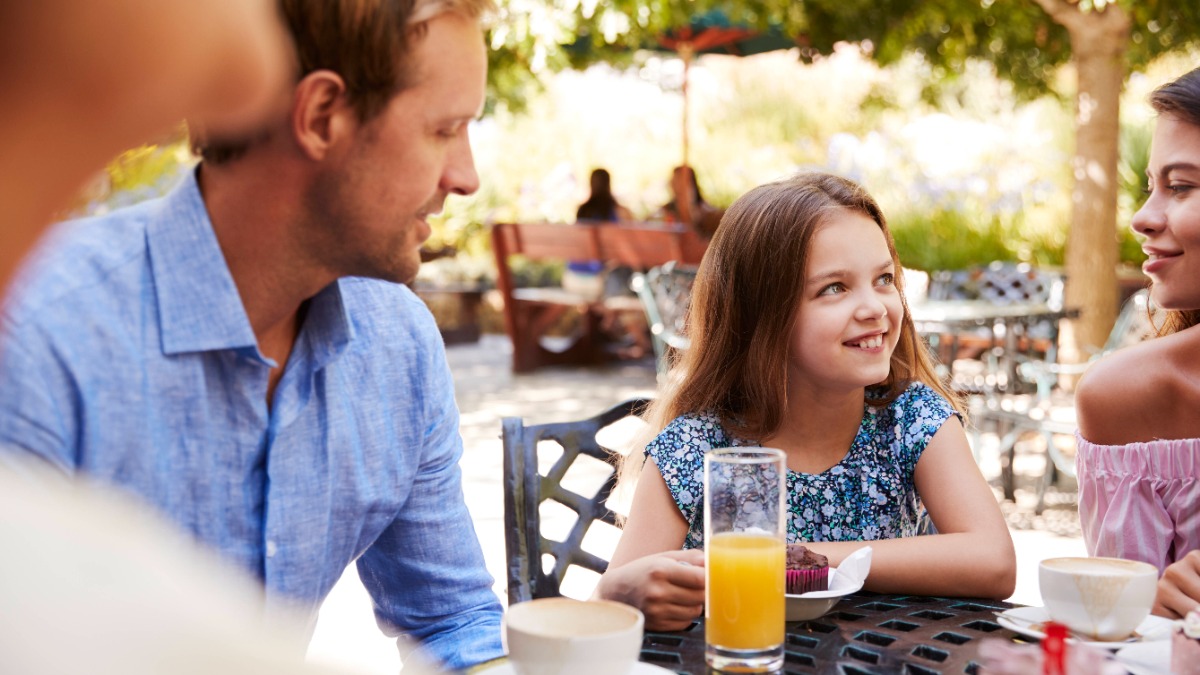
503;597;644;675
1038;556;1158;641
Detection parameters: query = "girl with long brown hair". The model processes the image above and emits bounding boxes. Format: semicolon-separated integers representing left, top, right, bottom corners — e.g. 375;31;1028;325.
595;172;1015;631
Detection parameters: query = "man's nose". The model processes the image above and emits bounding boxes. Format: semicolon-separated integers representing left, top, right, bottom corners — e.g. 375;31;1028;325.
443;132;479;197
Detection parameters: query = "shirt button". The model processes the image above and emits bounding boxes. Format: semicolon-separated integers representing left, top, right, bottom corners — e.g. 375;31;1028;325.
266;540;278;558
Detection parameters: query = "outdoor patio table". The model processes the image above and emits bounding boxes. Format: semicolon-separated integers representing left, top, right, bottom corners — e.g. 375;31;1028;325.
637;591;1022;674
910;300;1075;393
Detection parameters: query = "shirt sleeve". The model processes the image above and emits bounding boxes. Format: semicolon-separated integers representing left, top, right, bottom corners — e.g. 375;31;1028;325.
0;314;78;475
354;334;503;672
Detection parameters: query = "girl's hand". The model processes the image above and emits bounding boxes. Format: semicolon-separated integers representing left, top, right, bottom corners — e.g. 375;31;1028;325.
1154;550;1200;619
595;549;705;631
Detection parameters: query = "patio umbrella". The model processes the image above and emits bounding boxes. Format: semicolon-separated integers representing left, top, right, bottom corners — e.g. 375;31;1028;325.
653;11;797;164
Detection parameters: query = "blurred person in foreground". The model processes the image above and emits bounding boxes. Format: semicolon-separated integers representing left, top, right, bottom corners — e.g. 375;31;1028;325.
0;0;504;670
0;1;290;291
0;2;366;674
1073;66;1200;619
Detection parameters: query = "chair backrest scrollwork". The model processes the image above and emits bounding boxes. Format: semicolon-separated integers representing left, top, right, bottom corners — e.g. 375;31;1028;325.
501;398;652;605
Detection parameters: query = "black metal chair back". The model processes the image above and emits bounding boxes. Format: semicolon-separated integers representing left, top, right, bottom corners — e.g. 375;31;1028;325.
501;398;651;605
929;261;1064;307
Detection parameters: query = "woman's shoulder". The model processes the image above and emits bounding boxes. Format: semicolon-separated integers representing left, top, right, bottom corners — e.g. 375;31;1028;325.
1076;340;1155;412
1078;328;1200;443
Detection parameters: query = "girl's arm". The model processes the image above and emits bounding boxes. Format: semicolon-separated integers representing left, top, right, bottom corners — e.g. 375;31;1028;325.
804;417;1016;599
593;460;705;630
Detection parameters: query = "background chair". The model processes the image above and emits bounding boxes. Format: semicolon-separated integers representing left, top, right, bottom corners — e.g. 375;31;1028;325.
501;398;651;605
972;289;1155;512
1014;288;1154;401
631;261;697;380
923;262;1068;397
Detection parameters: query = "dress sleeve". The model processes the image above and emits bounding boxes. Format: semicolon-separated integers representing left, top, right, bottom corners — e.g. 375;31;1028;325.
355;330;503;671
644;414;725;540
891;383;959;471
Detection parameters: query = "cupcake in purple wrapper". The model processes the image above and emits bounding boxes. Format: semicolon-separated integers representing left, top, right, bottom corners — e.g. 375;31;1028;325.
785;544;829;594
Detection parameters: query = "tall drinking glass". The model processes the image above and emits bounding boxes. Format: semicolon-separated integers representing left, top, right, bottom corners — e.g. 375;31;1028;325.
704;447;786;672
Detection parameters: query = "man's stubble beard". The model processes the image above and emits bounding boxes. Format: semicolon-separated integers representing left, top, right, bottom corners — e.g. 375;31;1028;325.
301;166;422;286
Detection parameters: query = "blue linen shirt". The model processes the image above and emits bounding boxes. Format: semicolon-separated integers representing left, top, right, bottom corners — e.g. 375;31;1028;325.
0;170;504;670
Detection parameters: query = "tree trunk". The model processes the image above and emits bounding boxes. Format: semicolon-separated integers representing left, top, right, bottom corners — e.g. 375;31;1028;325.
1044;3;1130;370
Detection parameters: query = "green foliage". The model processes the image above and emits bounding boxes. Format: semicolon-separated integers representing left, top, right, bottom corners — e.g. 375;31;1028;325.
105;135;191;196
1116;118;1151;265
890;208;1022;272
486;1;1200;107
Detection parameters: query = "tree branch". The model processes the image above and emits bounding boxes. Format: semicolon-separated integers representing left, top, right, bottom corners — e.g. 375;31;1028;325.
1029;0;1084;32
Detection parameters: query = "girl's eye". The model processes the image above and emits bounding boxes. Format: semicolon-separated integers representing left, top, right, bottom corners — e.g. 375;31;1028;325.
1168;184;1194;195
877;272;895;287
818;282;845;296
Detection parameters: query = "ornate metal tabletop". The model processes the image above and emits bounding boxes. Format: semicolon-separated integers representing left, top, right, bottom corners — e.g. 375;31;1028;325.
638;591;1022;674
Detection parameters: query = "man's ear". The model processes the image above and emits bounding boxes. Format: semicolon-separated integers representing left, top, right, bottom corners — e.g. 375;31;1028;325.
291;70;354;161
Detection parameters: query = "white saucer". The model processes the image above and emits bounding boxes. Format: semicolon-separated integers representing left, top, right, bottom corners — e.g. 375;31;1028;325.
785;565;864;622
1115;641;1172;675
475;661;676;675
994;606;1174;650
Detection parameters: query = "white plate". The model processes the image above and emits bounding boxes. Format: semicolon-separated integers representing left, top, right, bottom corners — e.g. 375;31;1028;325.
476;661;676;675
785;565;864;622
1115;641;1172;675
994;606;1174;650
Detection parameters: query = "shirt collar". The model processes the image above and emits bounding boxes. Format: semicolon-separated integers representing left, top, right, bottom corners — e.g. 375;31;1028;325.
149;169;259;356
302;279;355;370
148;168;355;364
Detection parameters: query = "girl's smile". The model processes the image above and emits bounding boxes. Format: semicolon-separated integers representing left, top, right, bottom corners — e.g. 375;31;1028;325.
845;330;888;351
789;209;904;394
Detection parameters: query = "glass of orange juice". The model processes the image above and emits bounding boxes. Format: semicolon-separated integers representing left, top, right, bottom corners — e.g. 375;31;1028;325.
704;447;786;672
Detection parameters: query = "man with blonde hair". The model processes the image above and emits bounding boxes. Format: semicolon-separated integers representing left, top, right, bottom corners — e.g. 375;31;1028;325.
0;0;503;669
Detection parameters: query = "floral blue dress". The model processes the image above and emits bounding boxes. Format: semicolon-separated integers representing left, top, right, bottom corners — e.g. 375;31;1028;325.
645;382;959;549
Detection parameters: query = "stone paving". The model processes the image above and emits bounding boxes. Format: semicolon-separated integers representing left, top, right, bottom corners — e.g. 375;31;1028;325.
306;334;1086;674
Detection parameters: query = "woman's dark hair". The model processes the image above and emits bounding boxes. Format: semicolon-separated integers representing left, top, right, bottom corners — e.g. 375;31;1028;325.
1150;66;1200;128
577;168;620;222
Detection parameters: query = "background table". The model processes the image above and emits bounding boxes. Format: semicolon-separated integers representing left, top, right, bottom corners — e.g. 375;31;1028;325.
638;592;1021;674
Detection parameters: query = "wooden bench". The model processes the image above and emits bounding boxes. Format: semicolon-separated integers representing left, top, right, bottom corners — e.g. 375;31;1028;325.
491;221;708;373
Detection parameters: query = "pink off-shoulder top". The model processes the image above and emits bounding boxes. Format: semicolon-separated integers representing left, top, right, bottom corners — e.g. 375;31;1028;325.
1076;433;1200;574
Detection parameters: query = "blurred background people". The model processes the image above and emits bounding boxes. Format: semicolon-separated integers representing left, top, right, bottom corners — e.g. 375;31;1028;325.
564;169;630;300
576;168;634;223
568;168;650;360
656;165;723;238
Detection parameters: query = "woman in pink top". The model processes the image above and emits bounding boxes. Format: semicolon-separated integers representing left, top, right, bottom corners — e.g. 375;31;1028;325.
1074;67;1200;619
